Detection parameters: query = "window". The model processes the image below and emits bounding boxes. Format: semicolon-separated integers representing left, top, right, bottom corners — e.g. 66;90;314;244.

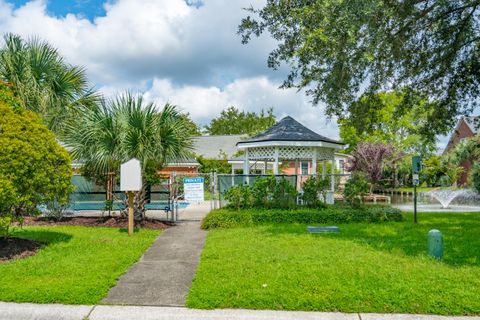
301;162;309;175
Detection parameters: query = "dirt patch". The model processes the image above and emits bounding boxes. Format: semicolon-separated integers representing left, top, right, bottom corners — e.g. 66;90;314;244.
0;237;43;262
22;216;171;230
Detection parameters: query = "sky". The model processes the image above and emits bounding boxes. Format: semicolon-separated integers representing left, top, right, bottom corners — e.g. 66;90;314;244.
0;0;461;150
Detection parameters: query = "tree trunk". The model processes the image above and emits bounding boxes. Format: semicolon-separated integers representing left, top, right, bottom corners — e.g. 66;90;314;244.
393;165;398;188
133;182;147;222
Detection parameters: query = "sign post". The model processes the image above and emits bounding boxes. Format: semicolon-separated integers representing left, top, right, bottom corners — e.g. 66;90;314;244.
412;156;422;224
120;158;142;236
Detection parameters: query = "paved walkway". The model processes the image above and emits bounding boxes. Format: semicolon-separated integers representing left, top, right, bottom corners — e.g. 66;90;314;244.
103;221;206;306
102;202;210;306
1;302;479;320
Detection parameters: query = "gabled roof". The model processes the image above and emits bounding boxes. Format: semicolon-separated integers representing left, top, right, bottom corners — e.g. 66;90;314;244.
192;134;245;159
237;116;344;146
464;116;479;134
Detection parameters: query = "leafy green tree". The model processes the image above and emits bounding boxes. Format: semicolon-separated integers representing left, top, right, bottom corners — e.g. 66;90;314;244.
239;1;480;135
0;83;73;235
447;134;480;188
205;106;276;136
197;155;231;174
339;91;437;154
181;113;201;136
63;93;194;221
421;155;444;187
0;33;99;132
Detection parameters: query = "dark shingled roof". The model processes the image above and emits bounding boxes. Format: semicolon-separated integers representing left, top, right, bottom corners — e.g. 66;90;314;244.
237;116;344;145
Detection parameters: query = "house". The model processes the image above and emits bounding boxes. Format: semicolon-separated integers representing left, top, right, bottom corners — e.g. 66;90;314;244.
443;116;479;185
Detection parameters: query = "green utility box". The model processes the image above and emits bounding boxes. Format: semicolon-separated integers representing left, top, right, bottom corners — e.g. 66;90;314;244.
428;229;443;259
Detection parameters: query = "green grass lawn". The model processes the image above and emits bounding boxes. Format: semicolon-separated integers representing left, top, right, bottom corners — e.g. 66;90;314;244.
0;226;159;304
187;212;480;315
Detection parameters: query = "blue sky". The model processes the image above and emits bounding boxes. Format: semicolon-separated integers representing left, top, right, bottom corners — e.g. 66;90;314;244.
0;0;469;150
8;0;107;20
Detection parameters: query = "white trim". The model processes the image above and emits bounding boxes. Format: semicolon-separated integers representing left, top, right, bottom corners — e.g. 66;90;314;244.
237;140;344;150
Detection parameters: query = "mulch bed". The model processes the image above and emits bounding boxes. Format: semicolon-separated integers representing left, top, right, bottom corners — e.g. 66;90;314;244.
0;237;43;262
22;216;171;230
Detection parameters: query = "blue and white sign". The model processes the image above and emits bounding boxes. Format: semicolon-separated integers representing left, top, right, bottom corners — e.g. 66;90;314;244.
183;177;204;202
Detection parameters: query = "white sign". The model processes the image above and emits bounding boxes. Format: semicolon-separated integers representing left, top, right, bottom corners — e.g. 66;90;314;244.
120;158;142;191
184;177;204;203
412;173;419;186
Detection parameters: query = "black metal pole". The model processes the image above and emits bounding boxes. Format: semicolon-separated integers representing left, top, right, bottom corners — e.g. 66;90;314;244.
413;184;417;224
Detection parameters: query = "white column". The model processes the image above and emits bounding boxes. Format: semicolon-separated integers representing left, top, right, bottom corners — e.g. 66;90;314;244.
322;160;326;179
263;160;268;174
331;157;335;192
244;149;249;175
312;148;317;176
273;147;279;175
295;159;299;190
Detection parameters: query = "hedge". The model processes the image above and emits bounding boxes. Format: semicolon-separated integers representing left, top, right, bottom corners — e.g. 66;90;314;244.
201;205;403;229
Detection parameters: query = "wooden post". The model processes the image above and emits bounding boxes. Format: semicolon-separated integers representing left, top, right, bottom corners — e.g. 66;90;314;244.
128;191;134;236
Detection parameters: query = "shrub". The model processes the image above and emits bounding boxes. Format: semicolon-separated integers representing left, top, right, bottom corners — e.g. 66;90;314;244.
471;163;480;193
201;205;403;229
225;176;297;209
0;84;73;235
224;185;253;210
251;176;276;208
301;176;329;208
44;198;70;221
344;172;369;207
271;177;297;209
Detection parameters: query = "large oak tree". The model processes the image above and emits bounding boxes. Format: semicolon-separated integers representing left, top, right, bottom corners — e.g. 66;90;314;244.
239;1;480;136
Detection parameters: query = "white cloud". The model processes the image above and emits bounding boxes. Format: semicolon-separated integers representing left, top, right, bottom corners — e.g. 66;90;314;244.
140;76;339;138
0;0;280;87
0;0;339;140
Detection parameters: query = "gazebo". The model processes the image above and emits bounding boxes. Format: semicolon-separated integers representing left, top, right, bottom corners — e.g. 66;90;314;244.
236;116;345;194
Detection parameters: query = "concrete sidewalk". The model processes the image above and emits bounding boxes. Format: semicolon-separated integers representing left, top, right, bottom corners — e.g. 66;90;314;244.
1;302;479;320
102;221;207;306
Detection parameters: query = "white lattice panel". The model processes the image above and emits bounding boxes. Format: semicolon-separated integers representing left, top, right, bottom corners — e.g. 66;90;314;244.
278;146;312;159
247;146;335;161
316;147;335;160
248;147;275;159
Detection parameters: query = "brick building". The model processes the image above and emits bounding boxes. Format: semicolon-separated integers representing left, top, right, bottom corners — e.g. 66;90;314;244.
444;116;479;185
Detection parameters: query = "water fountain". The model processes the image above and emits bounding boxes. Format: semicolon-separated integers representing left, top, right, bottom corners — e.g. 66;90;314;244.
391;188;480;212
424;189;479;209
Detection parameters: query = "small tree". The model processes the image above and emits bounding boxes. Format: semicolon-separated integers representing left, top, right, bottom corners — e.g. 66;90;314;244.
0;84;73;235
302;176;329;208
205;106;276;136
344;172;369;208
346;142;394;193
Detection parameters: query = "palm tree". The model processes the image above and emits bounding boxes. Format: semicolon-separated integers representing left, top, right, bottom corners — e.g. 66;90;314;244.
62;92;194;221
0;33;99;132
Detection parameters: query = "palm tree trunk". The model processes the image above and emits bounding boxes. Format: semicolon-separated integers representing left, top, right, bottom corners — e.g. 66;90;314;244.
133;182;147;222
